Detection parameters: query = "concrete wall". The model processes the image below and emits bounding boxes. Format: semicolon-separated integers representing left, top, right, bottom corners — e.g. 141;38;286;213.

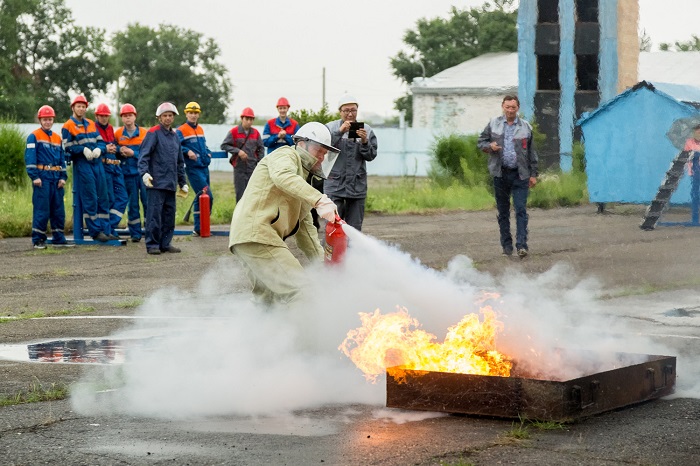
617;0;640;92
16;123;437;177
412;93;503;135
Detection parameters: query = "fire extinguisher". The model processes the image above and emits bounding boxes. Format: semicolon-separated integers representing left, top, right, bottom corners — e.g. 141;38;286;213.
324;215;348;264
199;187;211;237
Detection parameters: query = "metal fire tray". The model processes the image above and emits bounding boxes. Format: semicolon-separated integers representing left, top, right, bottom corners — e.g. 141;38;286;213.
386;351;676;422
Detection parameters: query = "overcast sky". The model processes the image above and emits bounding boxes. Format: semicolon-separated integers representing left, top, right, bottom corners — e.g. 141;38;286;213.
63;0;699;120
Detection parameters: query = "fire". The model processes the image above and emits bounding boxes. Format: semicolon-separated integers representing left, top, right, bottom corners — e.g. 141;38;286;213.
339;306;512;383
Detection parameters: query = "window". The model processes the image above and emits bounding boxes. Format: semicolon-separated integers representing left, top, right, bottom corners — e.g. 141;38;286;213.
576;0;599;23
538;55;560;90
538;0;559;23
576;55;599;91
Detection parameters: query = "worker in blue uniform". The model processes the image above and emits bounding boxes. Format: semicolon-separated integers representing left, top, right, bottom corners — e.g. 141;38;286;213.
138;102;189;255
61;95;112;242
95;103;128;239
25;105;68;248
176;101;213;236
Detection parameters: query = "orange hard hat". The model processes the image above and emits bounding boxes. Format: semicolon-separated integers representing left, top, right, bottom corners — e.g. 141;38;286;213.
240;107;255;118
71;95;88;108
95;103;111;116
276;97;290;107
120;103;137;116
37;105;56;119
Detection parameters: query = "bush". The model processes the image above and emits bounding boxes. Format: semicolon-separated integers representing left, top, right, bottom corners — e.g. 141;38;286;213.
289;104;340;126
0;123;28;189
429;134;490;188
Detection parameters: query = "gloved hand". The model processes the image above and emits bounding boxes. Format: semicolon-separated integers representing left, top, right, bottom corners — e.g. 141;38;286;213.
315;194;338;222
93;147;102;158
142;173;153;188
180;185;189;194
83;147;93;160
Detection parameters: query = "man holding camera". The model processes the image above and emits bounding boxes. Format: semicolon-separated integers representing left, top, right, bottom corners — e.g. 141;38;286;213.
324;94;378;231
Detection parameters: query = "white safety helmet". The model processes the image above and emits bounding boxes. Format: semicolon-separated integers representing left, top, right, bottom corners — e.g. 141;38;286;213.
155;102;179;117
337;93;358;110
293;122;340;178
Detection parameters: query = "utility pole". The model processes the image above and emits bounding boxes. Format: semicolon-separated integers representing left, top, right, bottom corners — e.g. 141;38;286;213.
322;67;326;108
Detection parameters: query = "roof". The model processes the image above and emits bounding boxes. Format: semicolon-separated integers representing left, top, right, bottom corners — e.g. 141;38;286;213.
410;51;700;93
411;52;517;95
576;81;700;126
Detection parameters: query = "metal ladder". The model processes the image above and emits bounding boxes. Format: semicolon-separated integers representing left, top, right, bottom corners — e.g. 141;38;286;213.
640;150;692;230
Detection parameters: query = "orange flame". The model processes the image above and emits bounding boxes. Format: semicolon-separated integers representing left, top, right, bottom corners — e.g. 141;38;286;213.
339;306;512;383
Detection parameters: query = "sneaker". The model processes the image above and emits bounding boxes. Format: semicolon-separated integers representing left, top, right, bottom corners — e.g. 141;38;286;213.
192;230;200;237
161;245;181;253
517;248;528;258
502;247;513;256
131;237;141;243
94;232;109;242
33;242;46;250
147;248;161;255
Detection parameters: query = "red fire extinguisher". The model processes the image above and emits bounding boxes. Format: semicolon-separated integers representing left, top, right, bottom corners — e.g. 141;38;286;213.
200;187;211;238
324;215;348;264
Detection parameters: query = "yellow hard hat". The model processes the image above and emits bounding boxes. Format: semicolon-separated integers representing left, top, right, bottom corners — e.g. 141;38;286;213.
184;101;201;113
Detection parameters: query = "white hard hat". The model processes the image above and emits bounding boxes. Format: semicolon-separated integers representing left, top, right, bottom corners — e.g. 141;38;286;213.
156;102;179;117
293;122;339;153
337;93;358;110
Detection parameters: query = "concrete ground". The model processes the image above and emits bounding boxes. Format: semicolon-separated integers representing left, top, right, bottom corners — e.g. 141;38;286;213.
1;204;699;465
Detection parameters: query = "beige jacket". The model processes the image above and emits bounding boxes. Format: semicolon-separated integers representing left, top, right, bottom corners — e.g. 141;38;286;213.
228;145;324;260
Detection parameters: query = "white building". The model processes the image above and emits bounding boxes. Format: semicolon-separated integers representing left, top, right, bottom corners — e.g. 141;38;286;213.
411;51;700;135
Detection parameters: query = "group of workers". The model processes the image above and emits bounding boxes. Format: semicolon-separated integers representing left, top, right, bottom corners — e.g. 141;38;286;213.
24;93;379;285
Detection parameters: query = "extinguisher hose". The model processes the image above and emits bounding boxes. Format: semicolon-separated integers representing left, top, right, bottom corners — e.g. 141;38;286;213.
182;188;207;222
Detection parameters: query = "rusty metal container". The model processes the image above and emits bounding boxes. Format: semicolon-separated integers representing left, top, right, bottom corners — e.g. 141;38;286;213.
386;351;676;422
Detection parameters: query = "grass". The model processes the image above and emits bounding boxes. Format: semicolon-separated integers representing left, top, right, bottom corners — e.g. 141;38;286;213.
114;298;144;309
0;380;69;407
0;304;96;323
503;415;568;441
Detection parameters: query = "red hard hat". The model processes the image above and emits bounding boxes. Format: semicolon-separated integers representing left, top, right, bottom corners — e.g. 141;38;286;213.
276;97;290;107
120;103;137;116
95;103;111;116
71;95;88;108
37;105;56;119
240;107;255;118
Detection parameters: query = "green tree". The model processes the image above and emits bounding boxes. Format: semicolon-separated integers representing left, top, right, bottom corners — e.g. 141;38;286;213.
0;0;113;121
289;104;340;126
390;0;518;124
660;35;700;52
111;24;231;125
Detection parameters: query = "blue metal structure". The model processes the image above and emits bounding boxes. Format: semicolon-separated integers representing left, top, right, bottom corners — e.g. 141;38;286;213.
579;81;700;206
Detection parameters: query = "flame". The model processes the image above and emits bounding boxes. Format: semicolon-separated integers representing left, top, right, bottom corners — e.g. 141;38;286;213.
339;306;512;383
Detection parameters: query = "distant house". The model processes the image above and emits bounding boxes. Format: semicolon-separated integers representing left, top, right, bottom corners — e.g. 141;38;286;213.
411;51;700;145
578;81;700;204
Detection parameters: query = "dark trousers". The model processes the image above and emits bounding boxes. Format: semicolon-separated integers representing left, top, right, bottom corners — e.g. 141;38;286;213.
233;167;251;202
145;188;176;251
74;159;110;238
330;196;366;231
493;168;529;251
32;177;66;244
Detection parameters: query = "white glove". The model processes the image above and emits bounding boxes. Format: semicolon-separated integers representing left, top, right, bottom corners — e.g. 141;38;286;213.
83;147;93;160
180;185;189;194
142;173;153;188
315;194;338;222
93;147;102;158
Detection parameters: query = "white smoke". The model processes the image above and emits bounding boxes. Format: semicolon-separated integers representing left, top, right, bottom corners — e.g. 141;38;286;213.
72;225;693;419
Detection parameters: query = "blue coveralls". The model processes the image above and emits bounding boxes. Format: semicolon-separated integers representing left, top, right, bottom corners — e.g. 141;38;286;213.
62;117;110;239
25;128;68;245
177;122;213;234
96;123;128;236
138;124;187;251
115;125;148;240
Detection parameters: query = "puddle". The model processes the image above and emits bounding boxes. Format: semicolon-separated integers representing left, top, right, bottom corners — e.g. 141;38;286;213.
0;338;137;364
663;307;700;318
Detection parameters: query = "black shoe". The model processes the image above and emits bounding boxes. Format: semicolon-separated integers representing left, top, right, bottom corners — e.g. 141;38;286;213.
502;247;513;256
33;242;46;250
147;248;161;255
161;245;181;253
131;237;141;243
517;248;528;258
192;230;200;237
94;232;109;242
107;234;120;240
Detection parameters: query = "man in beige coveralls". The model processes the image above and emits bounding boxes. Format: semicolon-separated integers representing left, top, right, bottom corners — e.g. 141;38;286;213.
229;122;340;304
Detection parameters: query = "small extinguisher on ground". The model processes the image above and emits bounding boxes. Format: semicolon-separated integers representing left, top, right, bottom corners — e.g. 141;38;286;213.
324;215;348;264
199;187;211;238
